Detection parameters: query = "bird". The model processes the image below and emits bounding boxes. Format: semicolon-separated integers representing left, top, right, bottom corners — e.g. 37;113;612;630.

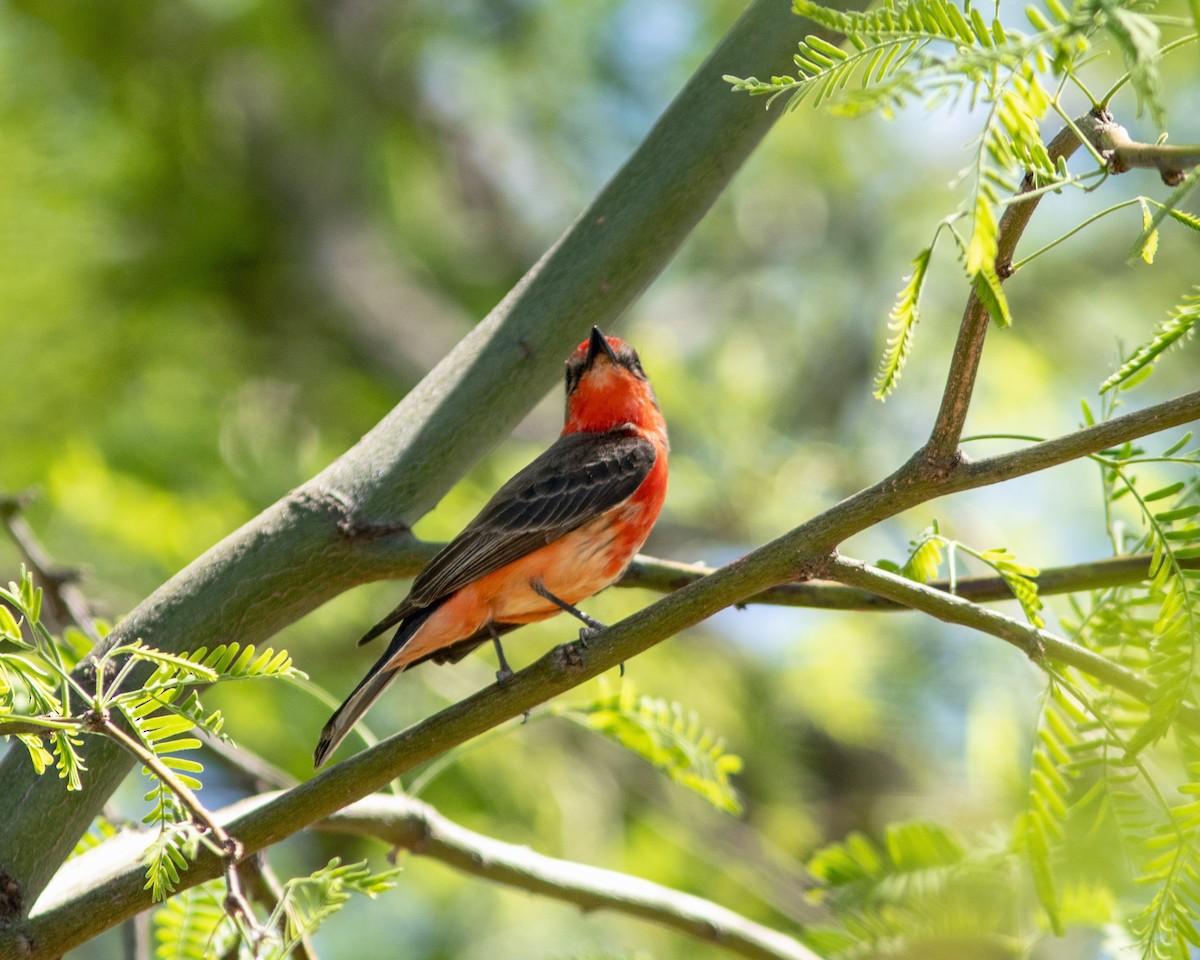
314;327;669;768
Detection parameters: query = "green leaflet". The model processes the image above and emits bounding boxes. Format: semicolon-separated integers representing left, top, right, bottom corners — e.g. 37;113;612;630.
264;859;401;957
888;523;1045;627
1101;287;1200;394
874;245;933;400
556;679;744;814
152;882;237;960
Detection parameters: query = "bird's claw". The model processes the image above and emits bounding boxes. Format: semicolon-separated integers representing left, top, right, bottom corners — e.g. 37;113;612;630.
577;624;602;647
496;665;514;686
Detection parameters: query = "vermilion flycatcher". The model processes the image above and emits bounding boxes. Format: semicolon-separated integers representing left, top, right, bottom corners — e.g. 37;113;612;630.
315;327;668;767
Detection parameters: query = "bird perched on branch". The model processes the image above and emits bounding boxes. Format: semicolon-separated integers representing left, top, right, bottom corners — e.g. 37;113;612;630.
315;327;669;767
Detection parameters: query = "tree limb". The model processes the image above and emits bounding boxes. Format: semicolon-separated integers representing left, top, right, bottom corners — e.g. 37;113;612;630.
30;792;824;960
823;555;1200;730
623;551;1192;610
329;795;824;960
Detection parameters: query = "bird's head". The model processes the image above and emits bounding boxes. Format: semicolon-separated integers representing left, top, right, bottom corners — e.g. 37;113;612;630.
563;327;664;437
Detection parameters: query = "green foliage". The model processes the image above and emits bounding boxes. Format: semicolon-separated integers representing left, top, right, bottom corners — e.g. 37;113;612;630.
1002;403;1200;958
727;0;1192;400
150;860;399;960
153;882;238;960
803;820;1028;957
143;824;200;903
1023;681;1090;934
0;568;301;904
1097;442;1200;753
260;858;401;958
874;245;932;399
727;0;1076;302
555;679;744;814
882;521;1045;626
1101;286;1200;393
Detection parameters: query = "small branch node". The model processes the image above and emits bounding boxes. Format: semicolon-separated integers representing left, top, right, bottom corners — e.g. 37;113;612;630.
799;553;834;580
288;487;412;541
556;641;587;674
0;871;23;923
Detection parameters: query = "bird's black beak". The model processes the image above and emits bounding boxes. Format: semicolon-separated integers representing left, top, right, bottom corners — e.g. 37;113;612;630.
585;326;618;368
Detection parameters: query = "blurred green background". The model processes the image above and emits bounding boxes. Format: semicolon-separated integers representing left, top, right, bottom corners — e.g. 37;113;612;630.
1;0;1198;956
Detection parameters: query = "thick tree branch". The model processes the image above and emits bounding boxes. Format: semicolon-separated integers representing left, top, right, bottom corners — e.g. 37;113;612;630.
0;0;832;914
923;112;1107;467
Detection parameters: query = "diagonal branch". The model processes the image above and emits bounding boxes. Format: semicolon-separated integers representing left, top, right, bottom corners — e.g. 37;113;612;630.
823;555;1200;728
8;382;1199;958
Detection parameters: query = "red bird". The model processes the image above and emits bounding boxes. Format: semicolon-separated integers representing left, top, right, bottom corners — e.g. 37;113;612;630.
315;327;669;767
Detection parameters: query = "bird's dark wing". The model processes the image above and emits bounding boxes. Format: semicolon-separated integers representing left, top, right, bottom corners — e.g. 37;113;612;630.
359;428;656;645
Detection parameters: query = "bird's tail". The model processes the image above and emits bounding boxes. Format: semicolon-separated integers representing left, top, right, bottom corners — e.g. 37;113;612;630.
314;605;438;768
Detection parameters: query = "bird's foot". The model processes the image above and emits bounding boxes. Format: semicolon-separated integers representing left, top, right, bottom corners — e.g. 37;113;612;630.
576;623;603;647
489;624;515;684
578;611;606;631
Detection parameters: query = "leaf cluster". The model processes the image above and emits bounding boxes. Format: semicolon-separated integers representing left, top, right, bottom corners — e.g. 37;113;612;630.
728;0;1198;400
152;859;399;960
555;678;744;814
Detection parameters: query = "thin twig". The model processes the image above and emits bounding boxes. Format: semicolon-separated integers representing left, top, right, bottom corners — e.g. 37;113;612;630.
618;551;1195;610
239;854;316;960
923;111;1107;467
90;711;260;939
0;492;100;643
824;555;1200;730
